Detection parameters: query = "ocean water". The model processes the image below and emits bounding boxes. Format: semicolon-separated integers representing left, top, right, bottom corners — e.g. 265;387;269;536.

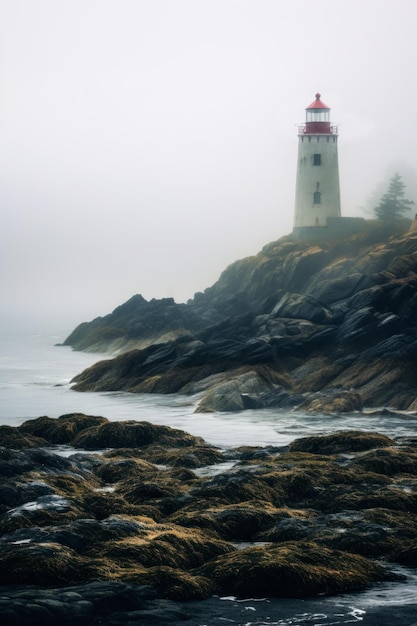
1;329;417;624
1;330;417;448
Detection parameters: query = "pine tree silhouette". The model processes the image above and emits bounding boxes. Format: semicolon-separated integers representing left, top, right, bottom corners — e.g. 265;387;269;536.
374;173;415;222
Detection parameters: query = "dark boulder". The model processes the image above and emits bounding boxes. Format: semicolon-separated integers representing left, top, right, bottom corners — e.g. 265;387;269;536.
0;516;144;554
297;389;363;413
0;582;189;625
0;447;74;478
392;543;417;567
271;292;334;324
257;386;305;409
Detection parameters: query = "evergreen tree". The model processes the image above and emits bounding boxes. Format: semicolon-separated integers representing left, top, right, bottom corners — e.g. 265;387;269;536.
374;172;415;221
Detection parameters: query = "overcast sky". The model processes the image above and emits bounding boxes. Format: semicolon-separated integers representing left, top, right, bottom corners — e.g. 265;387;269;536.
1;0;417;333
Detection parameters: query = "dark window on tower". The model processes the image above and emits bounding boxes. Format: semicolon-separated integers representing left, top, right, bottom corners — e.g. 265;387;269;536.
314;191;321;204
313;153;321;166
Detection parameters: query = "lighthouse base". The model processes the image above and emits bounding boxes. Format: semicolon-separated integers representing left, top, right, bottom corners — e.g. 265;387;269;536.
292;217;366;242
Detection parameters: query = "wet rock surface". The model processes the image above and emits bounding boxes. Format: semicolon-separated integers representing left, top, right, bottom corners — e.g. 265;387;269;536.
1;414;417;623
0;582;189;625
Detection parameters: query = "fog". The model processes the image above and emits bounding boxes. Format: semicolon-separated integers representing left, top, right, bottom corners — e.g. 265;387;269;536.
1;0;417;334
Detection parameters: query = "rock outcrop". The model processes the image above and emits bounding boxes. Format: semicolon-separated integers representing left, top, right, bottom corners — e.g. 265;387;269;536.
2;413;417;621
65;226;417;411
62;295;205;354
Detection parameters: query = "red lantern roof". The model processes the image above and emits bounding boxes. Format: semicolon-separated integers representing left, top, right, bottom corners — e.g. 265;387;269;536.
306;93;330;110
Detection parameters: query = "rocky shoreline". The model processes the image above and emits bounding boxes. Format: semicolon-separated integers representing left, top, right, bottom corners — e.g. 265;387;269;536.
64;228;417;413
1;413;417;624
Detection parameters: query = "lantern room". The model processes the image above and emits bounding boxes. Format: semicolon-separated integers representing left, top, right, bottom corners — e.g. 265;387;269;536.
302;93;334;134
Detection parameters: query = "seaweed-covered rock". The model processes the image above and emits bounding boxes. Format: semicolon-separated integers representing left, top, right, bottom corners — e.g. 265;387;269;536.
0;422;414;605
136;445;224;468
170;502;283;541
0;426;48;449
392;543;417;566
13;414;205;452
18;413;107;444
95;458;157;483
0;542;93;586
72;420;202;450
289;430;394;454
188;467;286;507
99;525;234;571
328;485;417;514
197;541;385;597
351;447;417;475
129;565;214;601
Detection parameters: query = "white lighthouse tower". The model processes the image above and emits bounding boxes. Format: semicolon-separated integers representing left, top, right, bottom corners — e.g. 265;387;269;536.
293;93;341;232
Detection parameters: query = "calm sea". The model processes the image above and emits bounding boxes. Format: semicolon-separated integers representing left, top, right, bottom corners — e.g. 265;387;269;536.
1;329;417;624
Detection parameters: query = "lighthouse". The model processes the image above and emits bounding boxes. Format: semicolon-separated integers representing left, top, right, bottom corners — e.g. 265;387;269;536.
293;93;341;232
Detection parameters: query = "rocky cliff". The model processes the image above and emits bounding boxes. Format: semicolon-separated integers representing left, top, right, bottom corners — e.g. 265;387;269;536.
67;222;417;412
